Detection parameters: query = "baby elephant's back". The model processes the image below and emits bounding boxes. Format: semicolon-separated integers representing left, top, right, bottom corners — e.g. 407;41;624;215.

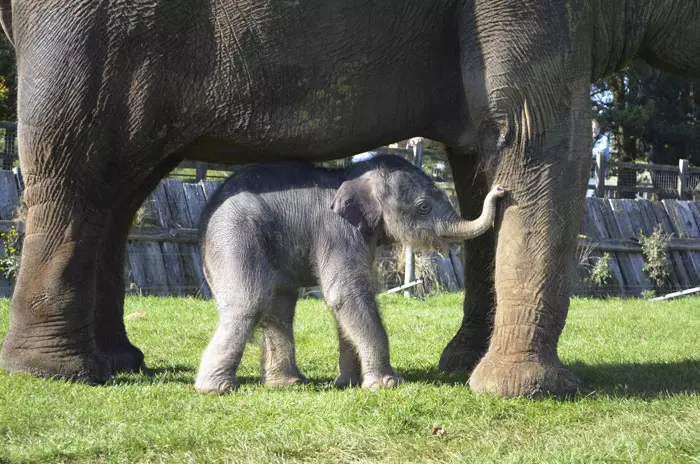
200;162;344;288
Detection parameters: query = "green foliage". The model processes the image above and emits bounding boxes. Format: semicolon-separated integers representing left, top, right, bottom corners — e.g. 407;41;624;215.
0;36;15;121
587;252;612;286
3;295;700;462
640;225;672;289
593;61;700;165
640;289;656;300
0;225;20;279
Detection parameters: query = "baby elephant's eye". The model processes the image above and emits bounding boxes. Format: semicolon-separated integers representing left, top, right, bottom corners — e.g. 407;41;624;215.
416;199;432;215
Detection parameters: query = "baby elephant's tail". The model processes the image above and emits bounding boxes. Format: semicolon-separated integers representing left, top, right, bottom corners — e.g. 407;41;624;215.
0;0;12;46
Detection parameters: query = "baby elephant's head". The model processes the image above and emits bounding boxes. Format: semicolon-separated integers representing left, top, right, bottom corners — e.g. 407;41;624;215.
331;155;505;248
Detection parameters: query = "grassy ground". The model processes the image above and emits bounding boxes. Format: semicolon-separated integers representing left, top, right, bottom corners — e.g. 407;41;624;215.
1;294;700;463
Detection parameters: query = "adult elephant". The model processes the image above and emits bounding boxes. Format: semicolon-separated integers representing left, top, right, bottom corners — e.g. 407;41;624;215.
0;0;698;398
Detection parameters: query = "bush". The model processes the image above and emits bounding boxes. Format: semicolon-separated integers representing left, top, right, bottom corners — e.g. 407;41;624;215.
0;225;21;280
587;252;612;286
640;225;672;289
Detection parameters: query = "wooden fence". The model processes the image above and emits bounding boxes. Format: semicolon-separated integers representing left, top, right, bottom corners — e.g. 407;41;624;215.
587;154;700;200
0;122;700;297
0;169;698;297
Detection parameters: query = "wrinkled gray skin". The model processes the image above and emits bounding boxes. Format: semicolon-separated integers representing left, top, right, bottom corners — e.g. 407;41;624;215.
195;156;504;394
0;0;699;398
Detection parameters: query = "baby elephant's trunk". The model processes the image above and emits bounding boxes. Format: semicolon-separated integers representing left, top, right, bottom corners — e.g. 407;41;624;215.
436;186;505;239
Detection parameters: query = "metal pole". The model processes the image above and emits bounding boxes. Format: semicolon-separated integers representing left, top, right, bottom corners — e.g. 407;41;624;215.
403;140;424;297
678;159;689;200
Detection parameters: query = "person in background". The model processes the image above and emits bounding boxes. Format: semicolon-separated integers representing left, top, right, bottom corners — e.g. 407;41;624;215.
591;119;610;176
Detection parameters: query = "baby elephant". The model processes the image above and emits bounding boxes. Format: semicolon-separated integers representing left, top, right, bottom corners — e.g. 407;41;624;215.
195;155;504;394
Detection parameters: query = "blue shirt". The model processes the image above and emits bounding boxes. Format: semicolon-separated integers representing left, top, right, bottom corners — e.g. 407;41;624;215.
592;134;610;159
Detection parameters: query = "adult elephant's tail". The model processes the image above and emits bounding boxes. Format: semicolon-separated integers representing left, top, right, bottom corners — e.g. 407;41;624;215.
0;0;12;46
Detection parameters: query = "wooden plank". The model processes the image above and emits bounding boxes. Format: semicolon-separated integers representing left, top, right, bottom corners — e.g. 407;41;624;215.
620;200;645;238
0;171;19;295
126;241;169;296
124;186;170;295
677;201;700;285
635;200;680;288
430;252;459;292
145;183;178;294
631;200;657;235
598;199;638;294
609;200;651;294
182;183;208;226
182;182;210;298
0;170;18;220
201;180;222;200
125;242;147;294
663;200;700;286
649;201;690;289
583;198;625;295
163;179;202;296
448;248;465;290
152;180;186;295
683;202;700;289
128;227;199;243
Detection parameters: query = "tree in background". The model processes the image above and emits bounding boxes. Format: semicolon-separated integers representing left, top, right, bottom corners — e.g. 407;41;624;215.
0;36;15;121
592;61;700;197
593;61;700;166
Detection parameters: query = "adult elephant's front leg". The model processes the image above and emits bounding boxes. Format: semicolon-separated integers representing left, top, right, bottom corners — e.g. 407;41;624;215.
468;113;588;398
439;153;495;372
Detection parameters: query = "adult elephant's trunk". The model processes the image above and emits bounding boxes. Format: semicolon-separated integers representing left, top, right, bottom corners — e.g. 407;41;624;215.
436;186;504;239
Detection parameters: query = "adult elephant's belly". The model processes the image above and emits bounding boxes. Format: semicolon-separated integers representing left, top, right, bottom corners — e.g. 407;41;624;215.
189;78;438;163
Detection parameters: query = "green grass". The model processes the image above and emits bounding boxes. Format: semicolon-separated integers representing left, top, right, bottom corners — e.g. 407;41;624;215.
2;294;700;463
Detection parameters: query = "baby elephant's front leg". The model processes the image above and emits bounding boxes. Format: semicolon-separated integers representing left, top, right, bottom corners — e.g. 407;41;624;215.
329;292;403;390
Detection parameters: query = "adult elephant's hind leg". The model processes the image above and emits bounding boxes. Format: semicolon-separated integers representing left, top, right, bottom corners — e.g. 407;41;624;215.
0;172;110;382
439;152;495;373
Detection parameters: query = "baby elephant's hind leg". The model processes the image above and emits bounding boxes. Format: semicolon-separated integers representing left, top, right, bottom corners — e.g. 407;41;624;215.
194;300;263;395
260;289;308;387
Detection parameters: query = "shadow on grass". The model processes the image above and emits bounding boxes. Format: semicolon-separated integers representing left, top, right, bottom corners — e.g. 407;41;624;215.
112;364;196;385
400;367;469;386
570;359;700;399
110;360;700;399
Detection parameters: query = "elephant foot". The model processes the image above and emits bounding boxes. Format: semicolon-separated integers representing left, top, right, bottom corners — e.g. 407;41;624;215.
0;337;112;384
194;375;239;395
95;325;147;374
468;352;580;399
334;371;362;389
98;341;146;374
361;372;404;390
438;343;487;373
264;374;308;387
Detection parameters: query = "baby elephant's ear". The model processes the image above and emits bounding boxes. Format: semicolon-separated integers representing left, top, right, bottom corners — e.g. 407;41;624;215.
331;175;382;238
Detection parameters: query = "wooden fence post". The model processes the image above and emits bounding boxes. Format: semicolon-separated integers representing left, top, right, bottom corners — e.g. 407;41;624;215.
195;162;208;182
678;159;689;200
595;151;606;198
404;140;424;297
